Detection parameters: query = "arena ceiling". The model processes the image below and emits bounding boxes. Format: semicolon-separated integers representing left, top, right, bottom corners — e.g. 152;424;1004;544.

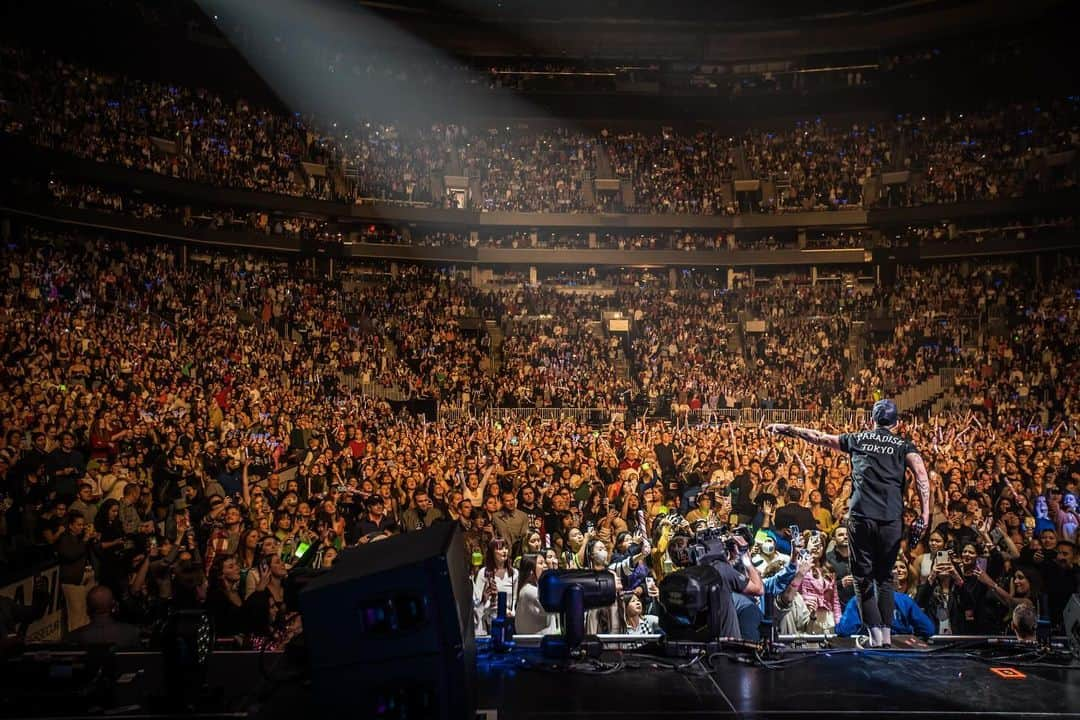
341;0;1067;61
356;0;956;24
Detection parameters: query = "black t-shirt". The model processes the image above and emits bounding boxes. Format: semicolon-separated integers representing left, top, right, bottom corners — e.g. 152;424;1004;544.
775;504;818;533
55;532;89;585
664;475;685;501
46;449;86;498
731;473;755;517
933;521;979;554
247;452;272;478
206;585;245;637
346;514;398;544
1045;565;1080;628
654;443;676;474
839;429;917;521
826;548;854;606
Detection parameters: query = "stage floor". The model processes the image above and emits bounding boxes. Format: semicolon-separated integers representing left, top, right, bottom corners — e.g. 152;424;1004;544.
3;643;1077;719
477;645;1080;719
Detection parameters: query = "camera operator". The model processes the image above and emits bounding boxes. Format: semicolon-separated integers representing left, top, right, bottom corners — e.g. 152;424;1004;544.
665;516;764;639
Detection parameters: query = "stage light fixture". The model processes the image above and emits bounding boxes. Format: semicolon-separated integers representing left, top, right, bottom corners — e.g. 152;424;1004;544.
657;565;728;641
538;569;616;658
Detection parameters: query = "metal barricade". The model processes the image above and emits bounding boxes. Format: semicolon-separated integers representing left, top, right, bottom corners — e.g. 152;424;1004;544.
336;373;408;401
437;406;614;425
685;407;867;427
438;405;867;428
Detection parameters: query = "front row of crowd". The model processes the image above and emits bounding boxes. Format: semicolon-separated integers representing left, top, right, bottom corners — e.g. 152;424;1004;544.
5;411;1077;649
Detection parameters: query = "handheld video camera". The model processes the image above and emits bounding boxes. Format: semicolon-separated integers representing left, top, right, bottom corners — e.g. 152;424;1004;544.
687;525;753;565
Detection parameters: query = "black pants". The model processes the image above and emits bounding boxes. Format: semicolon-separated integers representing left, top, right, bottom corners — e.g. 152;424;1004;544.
847;514;903;630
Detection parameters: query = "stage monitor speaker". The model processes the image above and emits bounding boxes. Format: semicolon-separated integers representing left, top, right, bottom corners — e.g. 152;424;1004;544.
299;522;475;719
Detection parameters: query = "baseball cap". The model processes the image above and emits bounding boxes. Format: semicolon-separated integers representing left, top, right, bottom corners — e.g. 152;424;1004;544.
872;399;898;428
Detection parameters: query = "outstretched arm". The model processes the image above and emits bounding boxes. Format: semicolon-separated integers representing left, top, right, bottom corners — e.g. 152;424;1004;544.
766;424;841;452
241;458;251;508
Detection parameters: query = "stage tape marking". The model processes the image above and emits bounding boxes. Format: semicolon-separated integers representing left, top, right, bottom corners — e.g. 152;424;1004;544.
989;667;1026;679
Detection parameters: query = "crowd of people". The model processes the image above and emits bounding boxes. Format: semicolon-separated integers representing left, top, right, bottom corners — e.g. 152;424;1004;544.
3;47;1077;215
497;314;630;409
361;230;865;252
28;172;1069;263
882;217;1077;249
2;174;1069;417
332;106;1080;214
42;178;172;221
845;262;1038;407
0;48;325;199
408;230;734;251
21;163;1069;262
41;178;338;241
897;104;1079;205
0;222;1075;654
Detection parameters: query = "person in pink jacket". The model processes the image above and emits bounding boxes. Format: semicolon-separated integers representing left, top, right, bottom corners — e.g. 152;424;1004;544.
794;532;843;632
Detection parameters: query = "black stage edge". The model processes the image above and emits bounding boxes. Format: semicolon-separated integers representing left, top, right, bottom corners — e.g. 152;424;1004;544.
477;646;1080;719
3;641;1078;720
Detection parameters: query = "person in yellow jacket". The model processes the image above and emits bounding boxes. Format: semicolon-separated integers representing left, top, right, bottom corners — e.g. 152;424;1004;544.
649;512;689;583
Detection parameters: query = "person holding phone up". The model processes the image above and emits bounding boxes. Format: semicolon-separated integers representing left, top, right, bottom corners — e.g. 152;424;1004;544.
594;497;628;551
915;547;967;635
952;541;1000;633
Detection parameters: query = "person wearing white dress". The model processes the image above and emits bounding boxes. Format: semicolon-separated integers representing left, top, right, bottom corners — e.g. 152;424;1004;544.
472;537;518;635
515;553;559;635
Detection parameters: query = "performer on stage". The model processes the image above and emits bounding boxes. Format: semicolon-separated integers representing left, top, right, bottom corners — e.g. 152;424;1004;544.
767;399;931;647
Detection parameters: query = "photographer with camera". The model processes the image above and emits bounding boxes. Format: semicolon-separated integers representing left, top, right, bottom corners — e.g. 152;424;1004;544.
662;516;764;639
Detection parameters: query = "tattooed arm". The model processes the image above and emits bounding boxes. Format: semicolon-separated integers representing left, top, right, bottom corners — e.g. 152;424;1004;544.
766;424;841;452
906;451;932;526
